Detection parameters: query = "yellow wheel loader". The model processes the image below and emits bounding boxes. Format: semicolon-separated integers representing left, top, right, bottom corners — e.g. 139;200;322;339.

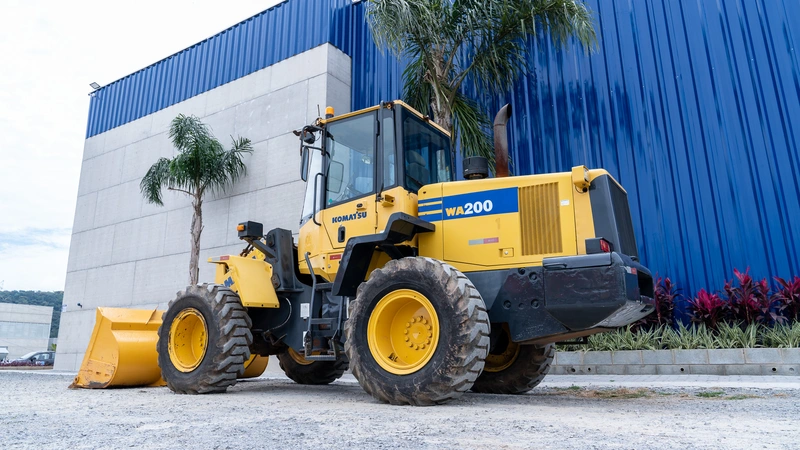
73;101;654;405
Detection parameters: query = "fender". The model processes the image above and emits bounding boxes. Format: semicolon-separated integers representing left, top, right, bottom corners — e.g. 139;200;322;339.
332;212;435;297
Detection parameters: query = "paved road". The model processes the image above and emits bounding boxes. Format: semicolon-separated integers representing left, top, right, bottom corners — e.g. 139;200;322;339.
2;371;797;449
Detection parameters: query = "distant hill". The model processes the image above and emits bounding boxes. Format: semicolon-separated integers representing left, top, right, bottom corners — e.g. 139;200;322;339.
0;291;63;338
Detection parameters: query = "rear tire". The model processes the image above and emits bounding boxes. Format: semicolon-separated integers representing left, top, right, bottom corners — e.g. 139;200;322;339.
157;284;253;394
344;257;490;406
277;348;347;385
470;324;554;395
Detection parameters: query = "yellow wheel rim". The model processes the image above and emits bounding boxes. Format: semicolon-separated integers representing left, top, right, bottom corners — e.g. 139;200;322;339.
367;289;440;375
168;308;208;373
287;347;314;366
483;324;519;373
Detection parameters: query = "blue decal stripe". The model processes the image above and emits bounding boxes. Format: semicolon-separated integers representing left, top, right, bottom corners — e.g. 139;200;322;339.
440;187;518;221
418;202;443;213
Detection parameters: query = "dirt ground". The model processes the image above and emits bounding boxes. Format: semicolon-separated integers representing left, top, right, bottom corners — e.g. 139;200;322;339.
1;371;797;449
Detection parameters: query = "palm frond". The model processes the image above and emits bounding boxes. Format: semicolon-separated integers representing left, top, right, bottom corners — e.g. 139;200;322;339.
451;93;494;166
139;157;172;205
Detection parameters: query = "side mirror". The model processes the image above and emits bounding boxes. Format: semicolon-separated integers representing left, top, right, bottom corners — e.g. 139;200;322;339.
328;161;344;193
300;146;310;181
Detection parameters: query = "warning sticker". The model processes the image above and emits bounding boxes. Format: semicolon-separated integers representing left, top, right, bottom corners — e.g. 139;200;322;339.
468;237;499;246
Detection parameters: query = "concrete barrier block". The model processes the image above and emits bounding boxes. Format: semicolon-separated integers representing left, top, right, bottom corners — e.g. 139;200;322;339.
72;193;97;233
724;364;762;376
611;350;642;365
688;365;725;375
592;365;625;375
94;181;144;228
583;351;612;365
625;365;657;375
77;148;125;196
744;348;783;364
764;365;799;376
780;348;800;364
673;349;709;365
111;214;168;264
555;351;583;366
708;349;745;365
641;350;673;365
550;365;567;375
656;365;689;375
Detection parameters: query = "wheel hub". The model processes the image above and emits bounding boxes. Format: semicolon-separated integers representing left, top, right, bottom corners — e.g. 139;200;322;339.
367;289;440;375
484;324;519;373
168;308;208;373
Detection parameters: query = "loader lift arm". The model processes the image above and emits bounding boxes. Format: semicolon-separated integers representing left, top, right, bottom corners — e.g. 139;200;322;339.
332;212;435;297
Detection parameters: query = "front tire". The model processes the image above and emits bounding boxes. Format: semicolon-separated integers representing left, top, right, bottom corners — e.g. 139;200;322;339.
157;284;253;394
344;257;490;406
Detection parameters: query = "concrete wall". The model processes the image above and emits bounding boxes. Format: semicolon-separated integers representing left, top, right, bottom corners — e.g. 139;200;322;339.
55;44;352;371
0;303;53;359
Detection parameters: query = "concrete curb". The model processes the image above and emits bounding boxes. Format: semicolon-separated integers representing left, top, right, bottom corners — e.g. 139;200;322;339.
553;349;800;376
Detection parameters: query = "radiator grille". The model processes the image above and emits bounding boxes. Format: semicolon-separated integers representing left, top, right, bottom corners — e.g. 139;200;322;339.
519;183;563;255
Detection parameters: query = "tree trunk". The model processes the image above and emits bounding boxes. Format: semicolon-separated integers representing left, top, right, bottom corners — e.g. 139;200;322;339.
189;195;203;286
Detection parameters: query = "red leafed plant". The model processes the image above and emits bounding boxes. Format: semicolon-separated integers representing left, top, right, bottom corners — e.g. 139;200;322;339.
773;276;800;321
689;289;727;329
634;277;678;330
725;268;785;325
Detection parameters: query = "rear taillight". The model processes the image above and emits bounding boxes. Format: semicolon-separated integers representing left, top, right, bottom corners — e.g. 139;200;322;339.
586;237;614;254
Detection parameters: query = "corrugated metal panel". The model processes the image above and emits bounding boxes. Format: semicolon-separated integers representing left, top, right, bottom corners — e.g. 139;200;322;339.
85;0;354;138
85;0;800;305
345;0;800;304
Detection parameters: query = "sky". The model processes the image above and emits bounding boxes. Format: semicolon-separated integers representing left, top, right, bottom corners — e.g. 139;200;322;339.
0;0;283;291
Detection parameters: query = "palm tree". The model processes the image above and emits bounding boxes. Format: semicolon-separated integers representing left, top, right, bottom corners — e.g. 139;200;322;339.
366;0;596;166
140;114;252;285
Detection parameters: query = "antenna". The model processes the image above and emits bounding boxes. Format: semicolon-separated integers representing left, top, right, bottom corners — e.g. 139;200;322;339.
317;104;321;118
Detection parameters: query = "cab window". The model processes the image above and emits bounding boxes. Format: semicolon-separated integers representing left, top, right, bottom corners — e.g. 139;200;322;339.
325;113;376;206
402;110;452;193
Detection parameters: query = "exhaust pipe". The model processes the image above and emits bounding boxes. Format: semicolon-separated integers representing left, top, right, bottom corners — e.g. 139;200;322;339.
493;104;512;178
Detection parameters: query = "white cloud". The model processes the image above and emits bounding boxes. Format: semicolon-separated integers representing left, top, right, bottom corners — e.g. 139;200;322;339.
0;0;284;291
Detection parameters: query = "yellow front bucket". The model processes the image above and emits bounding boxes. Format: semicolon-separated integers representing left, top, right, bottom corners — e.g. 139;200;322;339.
71;307;166;389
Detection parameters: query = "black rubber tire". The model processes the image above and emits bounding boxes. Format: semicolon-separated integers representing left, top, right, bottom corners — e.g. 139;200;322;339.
157;284;253;394
344;257;490;406
277;350;348;385
470;341;554;395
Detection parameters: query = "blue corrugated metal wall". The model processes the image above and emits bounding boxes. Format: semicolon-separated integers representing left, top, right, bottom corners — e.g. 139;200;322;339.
86;0;800;304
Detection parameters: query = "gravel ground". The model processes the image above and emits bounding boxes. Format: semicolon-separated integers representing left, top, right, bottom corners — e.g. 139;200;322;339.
1;371;798;449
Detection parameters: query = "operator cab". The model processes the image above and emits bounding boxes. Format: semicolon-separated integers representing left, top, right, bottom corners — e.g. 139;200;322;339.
296;101;453;280
298;101;453;225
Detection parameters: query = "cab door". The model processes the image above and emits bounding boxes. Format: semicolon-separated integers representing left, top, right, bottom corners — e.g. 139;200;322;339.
319;111;378;249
